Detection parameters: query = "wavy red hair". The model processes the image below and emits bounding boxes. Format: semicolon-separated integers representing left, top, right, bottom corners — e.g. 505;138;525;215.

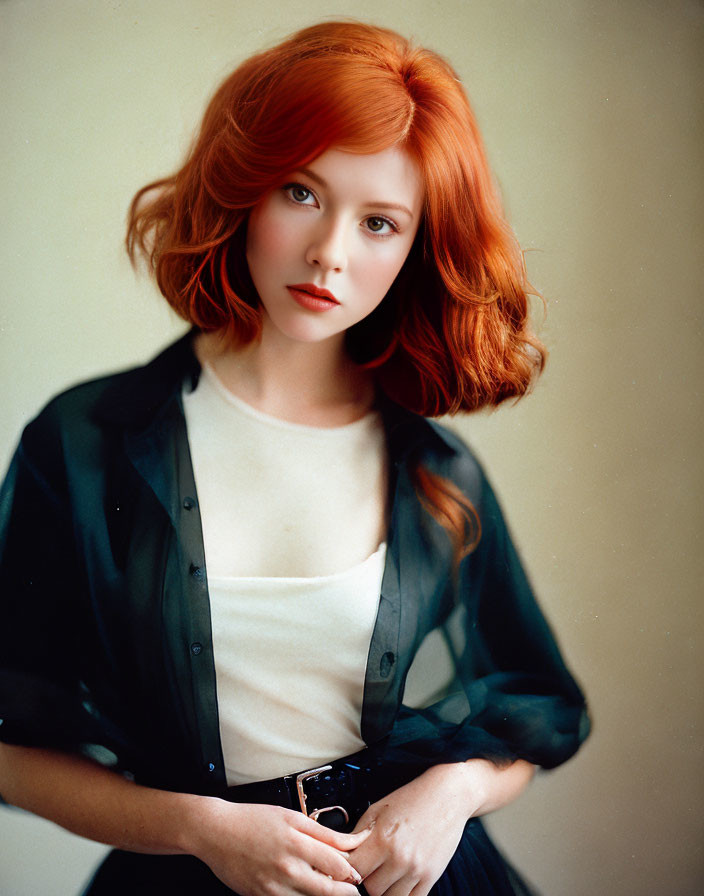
127;20;545;418
126;21;546;561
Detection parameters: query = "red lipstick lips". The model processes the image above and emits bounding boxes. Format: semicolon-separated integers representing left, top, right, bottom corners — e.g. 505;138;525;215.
287;283;340;312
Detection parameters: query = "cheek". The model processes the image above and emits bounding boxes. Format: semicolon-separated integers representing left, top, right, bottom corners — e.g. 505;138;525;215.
247;207;300;270
361;245;414;299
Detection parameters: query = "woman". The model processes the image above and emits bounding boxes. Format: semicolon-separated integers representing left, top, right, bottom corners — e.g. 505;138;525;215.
0;21;589;896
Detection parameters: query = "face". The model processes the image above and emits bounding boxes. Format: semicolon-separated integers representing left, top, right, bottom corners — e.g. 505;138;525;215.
245;145;424;348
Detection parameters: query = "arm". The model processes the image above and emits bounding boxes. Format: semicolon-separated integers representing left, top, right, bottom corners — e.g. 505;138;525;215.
348;758;535;896
343;446;585;896
0;743;368;895
435;755;536;817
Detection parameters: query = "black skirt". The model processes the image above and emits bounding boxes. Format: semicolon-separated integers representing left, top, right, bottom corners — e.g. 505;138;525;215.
82;817;536;895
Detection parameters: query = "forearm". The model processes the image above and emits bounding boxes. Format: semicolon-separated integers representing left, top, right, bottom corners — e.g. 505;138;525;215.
434;757;536;818
0;742;206;856
0;742;369;894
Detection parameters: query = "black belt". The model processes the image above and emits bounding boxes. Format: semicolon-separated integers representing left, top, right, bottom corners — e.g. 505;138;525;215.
222;746;396;832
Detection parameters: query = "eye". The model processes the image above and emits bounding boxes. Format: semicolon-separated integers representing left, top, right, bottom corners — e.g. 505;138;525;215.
283;183;317;206
364;215;397;237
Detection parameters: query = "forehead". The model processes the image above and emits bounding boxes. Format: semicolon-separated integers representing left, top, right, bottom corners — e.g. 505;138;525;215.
298;145;424;212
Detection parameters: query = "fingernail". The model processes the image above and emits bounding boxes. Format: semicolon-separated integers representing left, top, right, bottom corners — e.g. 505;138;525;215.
348;870;362;884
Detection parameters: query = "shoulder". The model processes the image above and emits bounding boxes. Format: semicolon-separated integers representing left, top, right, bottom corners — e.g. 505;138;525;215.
380;392;484;468
12;370;126;482
12;331;198;485
27;368;135;435
414;416;490;503
22;330;198;445
378;395;499;523
18;367;139;477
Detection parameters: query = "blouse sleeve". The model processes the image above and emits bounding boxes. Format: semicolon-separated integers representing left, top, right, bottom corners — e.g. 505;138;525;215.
0;408;121;763
385;445;591;775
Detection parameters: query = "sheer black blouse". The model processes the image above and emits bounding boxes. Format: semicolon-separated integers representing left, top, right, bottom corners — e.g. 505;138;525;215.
0;330;589;797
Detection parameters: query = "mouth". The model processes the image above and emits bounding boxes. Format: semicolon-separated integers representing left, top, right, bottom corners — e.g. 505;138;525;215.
287;283;340;312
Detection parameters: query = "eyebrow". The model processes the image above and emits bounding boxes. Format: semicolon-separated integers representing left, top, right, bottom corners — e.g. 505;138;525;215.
294;167;416;219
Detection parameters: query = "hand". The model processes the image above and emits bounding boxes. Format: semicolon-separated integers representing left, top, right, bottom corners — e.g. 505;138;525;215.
347;764;475;896
191;799;371;895
347;758;536;896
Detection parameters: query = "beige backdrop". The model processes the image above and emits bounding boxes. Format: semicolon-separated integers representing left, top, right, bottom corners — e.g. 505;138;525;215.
1;1;702;893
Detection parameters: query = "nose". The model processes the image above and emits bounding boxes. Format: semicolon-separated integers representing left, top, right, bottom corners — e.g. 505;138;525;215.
305;217;348;273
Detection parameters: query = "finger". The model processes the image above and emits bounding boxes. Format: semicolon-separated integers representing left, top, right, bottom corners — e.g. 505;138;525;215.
294;862;363;895
292;812;373;850
358;836;423;896
294;833;364;887
342;831;385;883
408;879;434;896
363;866;419;896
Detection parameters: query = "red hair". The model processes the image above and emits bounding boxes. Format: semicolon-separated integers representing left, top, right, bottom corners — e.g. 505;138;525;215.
127;20;545;418
126;21;546;561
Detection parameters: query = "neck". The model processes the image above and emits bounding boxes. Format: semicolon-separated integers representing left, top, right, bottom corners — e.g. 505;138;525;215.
195;322;375;427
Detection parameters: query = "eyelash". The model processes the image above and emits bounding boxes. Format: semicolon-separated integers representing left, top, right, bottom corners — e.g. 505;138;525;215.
281;183;399;238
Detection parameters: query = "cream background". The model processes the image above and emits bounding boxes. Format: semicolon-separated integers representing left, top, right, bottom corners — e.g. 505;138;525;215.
1;0;702;893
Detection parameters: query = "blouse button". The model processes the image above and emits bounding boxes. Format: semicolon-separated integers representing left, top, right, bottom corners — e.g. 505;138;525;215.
183;496;196;510
191;642;203;656
380;651;395;678
189;564;203;578
207;762;216;773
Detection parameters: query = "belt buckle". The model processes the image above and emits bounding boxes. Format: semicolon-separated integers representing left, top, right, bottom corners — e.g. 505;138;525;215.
295;765;350;824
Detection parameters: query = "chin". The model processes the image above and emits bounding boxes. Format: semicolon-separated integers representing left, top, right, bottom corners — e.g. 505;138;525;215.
264;312;339;344
277;323;343;345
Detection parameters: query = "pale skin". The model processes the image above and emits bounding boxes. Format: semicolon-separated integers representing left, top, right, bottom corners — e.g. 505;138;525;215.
0;146;536;894
0;743;534;895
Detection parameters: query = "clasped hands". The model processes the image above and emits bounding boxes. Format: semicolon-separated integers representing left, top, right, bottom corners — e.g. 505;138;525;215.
197;759;523;896
200;762;475;896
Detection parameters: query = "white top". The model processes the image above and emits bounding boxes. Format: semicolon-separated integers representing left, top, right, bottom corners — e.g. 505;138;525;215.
208;545;386;784
182;362;388;784
183;360;387;578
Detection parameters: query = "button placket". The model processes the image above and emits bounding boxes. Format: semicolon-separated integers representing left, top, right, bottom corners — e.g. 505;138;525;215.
169;399;225;785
